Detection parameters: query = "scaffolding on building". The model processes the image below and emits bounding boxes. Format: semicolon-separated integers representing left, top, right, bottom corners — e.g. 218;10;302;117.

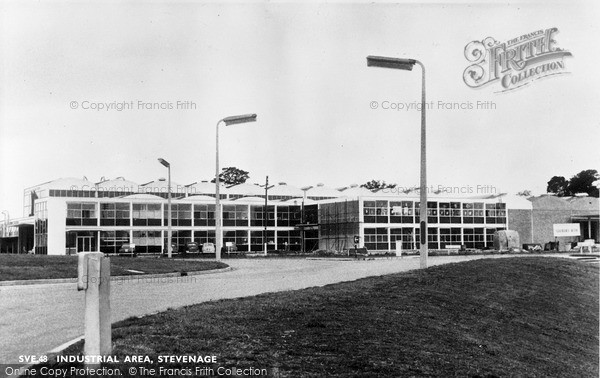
319;199;360;253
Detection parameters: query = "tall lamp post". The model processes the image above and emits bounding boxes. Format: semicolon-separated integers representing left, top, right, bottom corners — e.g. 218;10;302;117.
367;55;428;268
300;186;313;253
158;158;172;258
215;113;257;261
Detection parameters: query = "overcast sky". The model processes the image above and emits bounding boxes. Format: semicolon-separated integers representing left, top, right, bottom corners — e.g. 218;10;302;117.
1;0;599;217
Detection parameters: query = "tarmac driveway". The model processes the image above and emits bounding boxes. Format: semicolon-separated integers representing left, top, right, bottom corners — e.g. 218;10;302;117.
0;254;549;365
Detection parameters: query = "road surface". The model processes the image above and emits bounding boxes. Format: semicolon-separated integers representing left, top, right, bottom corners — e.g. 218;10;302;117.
0;254;556;364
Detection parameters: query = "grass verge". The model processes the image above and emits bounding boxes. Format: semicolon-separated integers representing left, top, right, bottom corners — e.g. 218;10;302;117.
29;258;599;377
0;254;227;281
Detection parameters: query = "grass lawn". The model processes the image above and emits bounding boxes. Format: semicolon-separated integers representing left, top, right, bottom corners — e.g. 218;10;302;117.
0;254;227;281
31;257;598;377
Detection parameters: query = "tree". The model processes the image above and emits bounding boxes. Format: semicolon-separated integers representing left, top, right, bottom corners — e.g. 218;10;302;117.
546;170;599;197
516;190;532;197
567;169;599;197
211;167;249;185
361;180;397;190
547;176;568;196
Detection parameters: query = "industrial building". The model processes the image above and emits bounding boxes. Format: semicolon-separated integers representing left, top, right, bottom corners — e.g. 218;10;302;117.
0;177;598;255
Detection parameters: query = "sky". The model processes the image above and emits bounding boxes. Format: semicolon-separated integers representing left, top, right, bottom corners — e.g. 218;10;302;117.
1;0;599;217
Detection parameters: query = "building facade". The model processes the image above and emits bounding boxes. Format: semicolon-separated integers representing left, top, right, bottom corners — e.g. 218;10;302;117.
319;196;508;253
1;177;598;255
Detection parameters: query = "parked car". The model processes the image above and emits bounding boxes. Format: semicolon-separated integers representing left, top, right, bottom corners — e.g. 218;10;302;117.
187;242;200;253
202;242;215;253
118;243;137;257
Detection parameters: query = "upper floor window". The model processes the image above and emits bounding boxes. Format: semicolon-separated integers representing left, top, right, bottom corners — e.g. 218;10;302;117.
66;202;97;226
132;203;162;226
100;202;130;226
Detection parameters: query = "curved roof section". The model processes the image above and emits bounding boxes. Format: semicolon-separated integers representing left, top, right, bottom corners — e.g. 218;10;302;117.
227;183;265;197
186;181;229;196
497;195;533;210
140;179;186;194
121;193;166;201
338;186;377;197
282;197;317;205
183;195;217;201
224;196;284;206
96;178;139;192
269;183;304;197
231;196;270;204
306;184;343;199
42;177;94;190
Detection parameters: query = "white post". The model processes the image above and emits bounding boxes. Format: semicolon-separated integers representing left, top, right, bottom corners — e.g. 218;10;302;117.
416;60;428;269
77;252;111;367
215;121;222;261
167;166;172;258
396;239;403;257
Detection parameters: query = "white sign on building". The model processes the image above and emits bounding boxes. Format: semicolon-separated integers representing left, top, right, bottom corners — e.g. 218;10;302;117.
553;223;581;237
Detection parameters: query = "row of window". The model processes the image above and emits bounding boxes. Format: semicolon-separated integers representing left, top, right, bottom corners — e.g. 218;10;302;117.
65;202;308;227
363;227;502;250
34;201;48;254
63;200;509;228
48;189;333;201
50;189;96;198
364;201;507;224
92;229;302;254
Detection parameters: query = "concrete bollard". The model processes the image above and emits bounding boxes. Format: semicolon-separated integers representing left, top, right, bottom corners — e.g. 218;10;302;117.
395;242;402;257
77;252;111;366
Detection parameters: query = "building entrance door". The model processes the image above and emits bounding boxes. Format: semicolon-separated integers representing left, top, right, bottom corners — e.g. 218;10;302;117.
76;236;93;252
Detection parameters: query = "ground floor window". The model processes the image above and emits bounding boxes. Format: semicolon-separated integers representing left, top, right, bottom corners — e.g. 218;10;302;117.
463;228;485;249
485;228;505;248
223;230;249;252
100;230;130;254
575;220;599;242
439;228;461;249
34;234;48;255
250;230;275;251
65;231;98;254
132;230;162;253
194;230;216;246
303;229;319;252
390;228;417;250
35;220;48;255
427;228;439;249
163;230;192;253
364;227;388;251
277;230;301;251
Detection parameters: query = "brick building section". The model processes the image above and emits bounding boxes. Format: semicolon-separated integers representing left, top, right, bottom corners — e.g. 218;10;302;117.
528;195;599;250
508;209;532;244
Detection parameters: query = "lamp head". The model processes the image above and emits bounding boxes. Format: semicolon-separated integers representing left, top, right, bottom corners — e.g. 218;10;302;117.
222;113;257;126
158;158;170;168
367;55;416;70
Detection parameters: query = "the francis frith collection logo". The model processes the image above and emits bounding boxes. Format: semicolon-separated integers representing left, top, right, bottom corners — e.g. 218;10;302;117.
463;27;572;93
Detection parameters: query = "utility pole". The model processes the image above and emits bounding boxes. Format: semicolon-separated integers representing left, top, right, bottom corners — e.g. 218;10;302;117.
263;176;269;255
260;176;275;255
